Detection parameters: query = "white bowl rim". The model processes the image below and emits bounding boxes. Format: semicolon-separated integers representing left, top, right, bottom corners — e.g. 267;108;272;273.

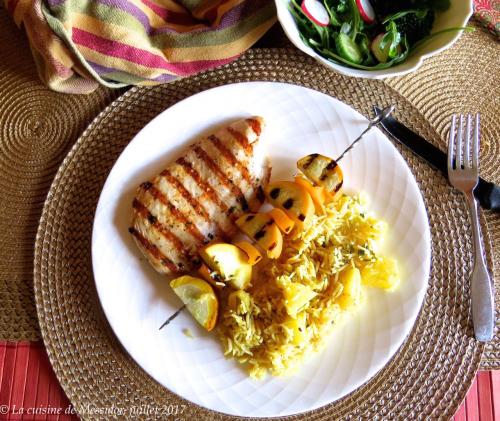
275;0;474;79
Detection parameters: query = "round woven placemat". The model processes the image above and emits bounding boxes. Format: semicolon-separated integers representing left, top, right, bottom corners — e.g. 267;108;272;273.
34;48;493;420
0;9;120;340
385;26;500;370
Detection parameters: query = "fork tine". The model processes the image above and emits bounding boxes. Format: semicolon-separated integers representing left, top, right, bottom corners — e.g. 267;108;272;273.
472;113;480;169
464;114;471;168
456;114;464;169
448;114;456;170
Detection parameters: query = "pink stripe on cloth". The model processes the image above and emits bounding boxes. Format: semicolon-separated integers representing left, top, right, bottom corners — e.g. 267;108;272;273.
72;28;237;76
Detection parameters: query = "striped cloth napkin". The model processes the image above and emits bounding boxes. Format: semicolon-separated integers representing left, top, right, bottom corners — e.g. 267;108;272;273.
4;0;276;93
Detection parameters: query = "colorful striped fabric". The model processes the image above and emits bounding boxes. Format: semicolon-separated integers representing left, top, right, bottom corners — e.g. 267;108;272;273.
4;0;276;93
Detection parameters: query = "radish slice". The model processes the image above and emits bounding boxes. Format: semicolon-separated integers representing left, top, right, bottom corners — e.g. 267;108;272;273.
301;0;330;27
356;0;376;24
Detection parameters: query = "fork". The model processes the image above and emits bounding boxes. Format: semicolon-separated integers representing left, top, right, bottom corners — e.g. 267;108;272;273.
447;114;494;342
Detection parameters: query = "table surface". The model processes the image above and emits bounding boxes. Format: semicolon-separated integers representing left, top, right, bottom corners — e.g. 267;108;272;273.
0;342;498;420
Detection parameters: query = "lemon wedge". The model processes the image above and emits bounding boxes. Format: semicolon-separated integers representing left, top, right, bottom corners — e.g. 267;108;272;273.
170;275;218;331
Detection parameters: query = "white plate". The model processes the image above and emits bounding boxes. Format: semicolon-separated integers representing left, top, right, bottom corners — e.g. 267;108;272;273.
92;82;430;417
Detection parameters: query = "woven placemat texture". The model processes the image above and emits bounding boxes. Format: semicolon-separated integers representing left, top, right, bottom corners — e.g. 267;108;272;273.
386;25;500;370
34;49;489;420
0;9;120;340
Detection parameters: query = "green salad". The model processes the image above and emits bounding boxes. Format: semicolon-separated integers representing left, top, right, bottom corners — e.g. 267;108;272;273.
289;0;471;70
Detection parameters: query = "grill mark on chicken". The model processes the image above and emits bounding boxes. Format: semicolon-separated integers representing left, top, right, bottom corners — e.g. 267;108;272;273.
173;161;235;239
192;145;249;211
227;126;252;155
140;182;205;243
161;167;229;239
176;157;230;215
210;130;263;212
132;198;189;258
247;118;262;136
160;169;210;221
208;135;253;185
128;227;177;272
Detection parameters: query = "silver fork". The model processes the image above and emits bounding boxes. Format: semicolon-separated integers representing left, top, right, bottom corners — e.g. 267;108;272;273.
447;114;494;342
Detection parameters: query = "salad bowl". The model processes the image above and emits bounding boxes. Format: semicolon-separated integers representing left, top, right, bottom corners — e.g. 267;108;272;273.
275;0;473;79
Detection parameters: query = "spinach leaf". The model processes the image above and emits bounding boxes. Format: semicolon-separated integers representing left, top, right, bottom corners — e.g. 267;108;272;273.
381;20;402;58
382;9;428;24
323;0;342;26
336;0;348;13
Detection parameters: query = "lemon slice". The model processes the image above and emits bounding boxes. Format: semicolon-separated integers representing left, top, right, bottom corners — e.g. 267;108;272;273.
170;276;218;331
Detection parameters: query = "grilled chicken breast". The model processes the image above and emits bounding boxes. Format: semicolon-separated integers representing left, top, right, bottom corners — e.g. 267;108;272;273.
129;117;270;275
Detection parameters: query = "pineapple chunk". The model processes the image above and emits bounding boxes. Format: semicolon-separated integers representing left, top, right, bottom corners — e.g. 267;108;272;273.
281;282;316;318
264;181;315;230
337;267;362;310
297;154;343;198
267;208;295;234
283;312;307;345
236;213;283;259
361;257;400;290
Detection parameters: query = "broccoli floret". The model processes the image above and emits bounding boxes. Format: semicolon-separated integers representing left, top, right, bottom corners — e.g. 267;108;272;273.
370;0;448;20
370;0;413;19
394;9;435;45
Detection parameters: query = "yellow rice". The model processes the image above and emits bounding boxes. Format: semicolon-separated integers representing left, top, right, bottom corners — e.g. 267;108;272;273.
217;193;395;379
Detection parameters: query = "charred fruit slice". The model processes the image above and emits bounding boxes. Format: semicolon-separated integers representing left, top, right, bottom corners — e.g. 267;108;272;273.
264;181;315;230
170;275;218;331
199;243;252;290
267;208;295;234
197;263;225;289
236;213;283;259
294;175;327;214
297;154;343;199
234;241;263;265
